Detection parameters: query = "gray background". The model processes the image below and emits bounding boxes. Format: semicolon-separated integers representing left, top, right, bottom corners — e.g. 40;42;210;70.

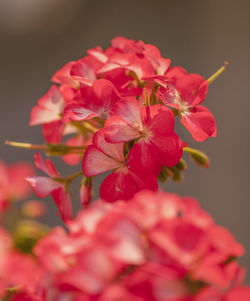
0;0;250;281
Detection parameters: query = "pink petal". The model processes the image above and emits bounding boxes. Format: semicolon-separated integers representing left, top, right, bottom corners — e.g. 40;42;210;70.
34;153;58;177
51;61;79;88
93;130;124;162
149;105;175;135
82;146;121;177
52;187;73;222
157;57;171;75
26;176;62;198
42;120;64;143
153;133;183;167
111;97;142;128
63;102;97;122
158;84;182;110
104;116;140;143
127;141;158;174
70;61;96;86
92;79;121;114
165;66;187;84
30;85;64;126
80;183;91;206
100;169;158;202
87;47;108;63
175;73;208;106
181;106;217;142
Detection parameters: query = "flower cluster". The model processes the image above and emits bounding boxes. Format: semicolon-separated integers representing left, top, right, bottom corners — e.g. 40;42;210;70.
1;191;250;300
26;37;225;221
3;37;247;301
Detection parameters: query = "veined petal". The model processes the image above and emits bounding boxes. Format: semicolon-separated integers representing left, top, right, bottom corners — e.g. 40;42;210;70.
92;79;121;114
34;153;58;178
30;85;64;126
26;176;62;198
99;170;137;202
158;83;182;110
100;169;158;202
93;130;124;162
63;102;97;122
153;133;183;167
175;73;207;106
181;106;217;142
82;146;121;177
104;116;140;143
70;61;96;87
111;97;142;129
149;105;175;135
127;141;158;174
51;61;79;88
52;188;73;222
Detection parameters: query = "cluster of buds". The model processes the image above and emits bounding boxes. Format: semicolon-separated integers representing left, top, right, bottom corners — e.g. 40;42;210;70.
7;37;227;222
1;191;250;300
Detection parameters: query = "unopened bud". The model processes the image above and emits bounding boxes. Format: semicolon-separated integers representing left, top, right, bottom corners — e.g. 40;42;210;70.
183;147;210;168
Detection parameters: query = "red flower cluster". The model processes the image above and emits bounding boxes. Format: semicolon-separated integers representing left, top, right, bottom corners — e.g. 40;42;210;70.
28;37;220;220
1;191;249;300
4;37;244;301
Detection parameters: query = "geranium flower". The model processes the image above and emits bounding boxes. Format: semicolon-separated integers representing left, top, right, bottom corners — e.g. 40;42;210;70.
82;130;158;202
104;97;183;173
158;74;216;142
63;79;121;122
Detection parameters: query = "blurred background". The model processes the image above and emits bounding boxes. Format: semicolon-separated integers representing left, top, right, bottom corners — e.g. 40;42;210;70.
0;0;250;280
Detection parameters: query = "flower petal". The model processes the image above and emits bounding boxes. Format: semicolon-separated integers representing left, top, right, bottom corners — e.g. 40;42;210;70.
111;97;142;128
30;85;64;126
181;106;217;142
52;187;73;222
63;102;97;122
93;130;124;162
82;146;121;177
34;153;58;177
26;176;62;198
153;133;183;167
104;116;140;143
100;169;158;202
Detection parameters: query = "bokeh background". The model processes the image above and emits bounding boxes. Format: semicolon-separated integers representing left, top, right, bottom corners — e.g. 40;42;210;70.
1;0;250;280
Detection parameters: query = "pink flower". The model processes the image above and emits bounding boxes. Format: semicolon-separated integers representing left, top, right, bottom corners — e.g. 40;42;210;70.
82;130;158;202
63;79;121;122
158;74;216;142
104;97;183;173
26;153;73;222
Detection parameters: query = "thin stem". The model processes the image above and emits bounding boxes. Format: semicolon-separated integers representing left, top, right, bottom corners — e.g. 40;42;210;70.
5;141;46;150
83;121;99;134
207;61;228;85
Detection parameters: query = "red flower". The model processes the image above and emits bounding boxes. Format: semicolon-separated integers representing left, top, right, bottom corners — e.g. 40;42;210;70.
63;79;121;122
82;130;158;202
158;74;216;142
104;97;183;173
